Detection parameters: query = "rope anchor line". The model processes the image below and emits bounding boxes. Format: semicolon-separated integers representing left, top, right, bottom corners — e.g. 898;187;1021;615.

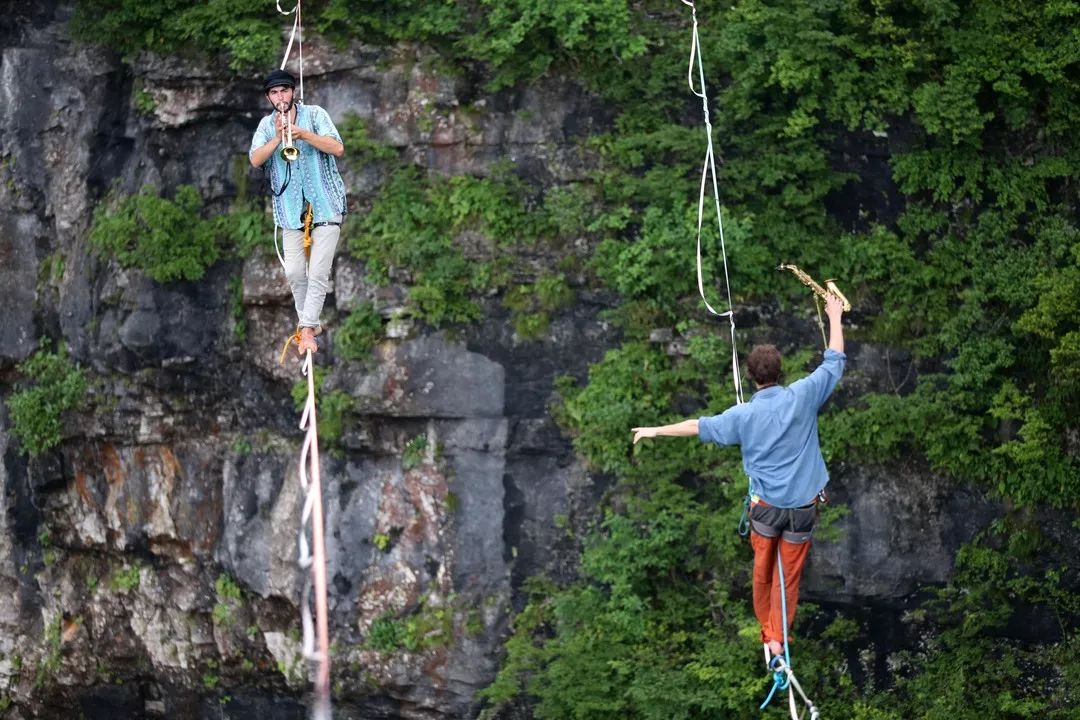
297;348;333;719
681;0;743;406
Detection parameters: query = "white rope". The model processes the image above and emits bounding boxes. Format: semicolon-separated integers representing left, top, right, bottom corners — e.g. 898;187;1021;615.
682;1;743;405
273;226;287;272
270;1;304;271
277;0;305;101
297;350;332;720
769;656;822;720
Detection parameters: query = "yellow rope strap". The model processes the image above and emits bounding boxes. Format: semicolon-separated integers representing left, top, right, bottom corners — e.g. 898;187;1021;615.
280;325;303;364
302;203;314;258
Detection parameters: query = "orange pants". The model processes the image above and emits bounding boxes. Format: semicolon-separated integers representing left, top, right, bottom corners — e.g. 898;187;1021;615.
750;531;811;645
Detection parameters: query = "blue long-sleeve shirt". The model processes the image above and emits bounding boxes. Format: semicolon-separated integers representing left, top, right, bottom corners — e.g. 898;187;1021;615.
249;104;347;229
698;349;846;507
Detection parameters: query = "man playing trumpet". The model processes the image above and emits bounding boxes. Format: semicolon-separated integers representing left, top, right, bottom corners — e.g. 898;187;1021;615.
631;293;846;663
249;69;347;356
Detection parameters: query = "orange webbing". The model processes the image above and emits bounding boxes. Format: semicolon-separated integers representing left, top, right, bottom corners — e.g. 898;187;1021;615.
302;204;314;258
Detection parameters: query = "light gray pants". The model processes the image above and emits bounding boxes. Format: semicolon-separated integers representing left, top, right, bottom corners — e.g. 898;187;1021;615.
282;215;342;328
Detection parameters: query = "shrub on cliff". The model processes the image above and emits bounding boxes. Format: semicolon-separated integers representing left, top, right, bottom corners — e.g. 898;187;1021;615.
6;344;87;456
89;184;221;283
71;0;278;70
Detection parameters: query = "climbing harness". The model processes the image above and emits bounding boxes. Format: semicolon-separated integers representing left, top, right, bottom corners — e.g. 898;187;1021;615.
681;0;743;406
737;480;752;536
759;548;821;719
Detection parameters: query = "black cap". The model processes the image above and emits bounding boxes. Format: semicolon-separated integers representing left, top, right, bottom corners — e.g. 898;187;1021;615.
263;69;296;93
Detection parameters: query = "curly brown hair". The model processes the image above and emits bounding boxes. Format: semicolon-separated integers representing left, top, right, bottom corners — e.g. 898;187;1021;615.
747;344;782;386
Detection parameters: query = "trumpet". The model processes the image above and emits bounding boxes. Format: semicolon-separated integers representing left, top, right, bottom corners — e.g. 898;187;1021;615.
278;102;299;162
778;263;852;312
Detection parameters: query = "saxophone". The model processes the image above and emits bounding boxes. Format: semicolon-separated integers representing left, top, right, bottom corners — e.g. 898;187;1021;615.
778;263;852;312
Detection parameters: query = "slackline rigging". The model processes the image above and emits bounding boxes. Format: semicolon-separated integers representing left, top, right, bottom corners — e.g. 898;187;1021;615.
680;4;822;718
297;349;332;720
681;0;744;407
273;3;333;719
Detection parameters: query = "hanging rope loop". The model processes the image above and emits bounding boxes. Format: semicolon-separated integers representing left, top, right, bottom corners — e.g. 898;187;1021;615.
276;0;305;101
682;2;743;406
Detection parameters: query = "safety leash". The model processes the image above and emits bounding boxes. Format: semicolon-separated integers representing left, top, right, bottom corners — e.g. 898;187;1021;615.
759;548;821;719
737;479;752;536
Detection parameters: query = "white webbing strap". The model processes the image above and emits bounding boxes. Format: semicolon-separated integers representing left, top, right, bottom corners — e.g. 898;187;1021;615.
297;350;332;720
682;1;743;404
277;0;305;102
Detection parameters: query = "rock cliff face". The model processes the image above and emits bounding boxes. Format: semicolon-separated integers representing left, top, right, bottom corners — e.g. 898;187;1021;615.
0;3;1009;719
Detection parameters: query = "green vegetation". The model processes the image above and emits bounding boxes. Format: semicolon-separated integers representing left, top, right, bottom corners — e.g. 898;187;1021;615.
6;344;87;456
401;434;427;471
345;165;528;327
336;114;399;166
88;185;270;284
33;616;64;689
335;302;383;361
132;86;156;115
503;273;576;340
365;596;454;653
110;564;141;593
73;0;646;85
88;185;220;283
69;0;1080;716
71;0;279;70
343;161;601;330
202;659;221;690
227;276;247;341
38;527;57;568
371;533;391;553
213;573;244;626
366;613;407;653
291;367;353;453
488;1;1078;717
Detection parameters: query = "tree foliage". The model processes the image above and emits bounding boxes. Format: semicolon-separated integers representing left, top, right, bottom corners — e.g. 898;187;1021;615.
485;1;1080;717
69;0;1080;716
71;0;280;70
88;184;269;284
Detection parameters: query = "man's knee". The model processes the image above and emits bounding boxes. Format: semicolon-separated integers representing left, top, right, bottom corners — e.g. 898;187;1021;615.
285;266;308;288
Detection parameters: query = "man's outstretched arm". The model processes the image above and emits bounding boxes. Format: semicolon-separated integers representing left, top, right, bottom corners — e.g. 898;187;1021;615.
632;419;699;444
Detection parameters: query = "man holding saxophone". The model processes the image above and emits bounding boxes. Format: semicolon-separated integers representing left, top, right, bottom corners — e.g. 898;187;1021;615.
631;292;846;662
249;69;347;356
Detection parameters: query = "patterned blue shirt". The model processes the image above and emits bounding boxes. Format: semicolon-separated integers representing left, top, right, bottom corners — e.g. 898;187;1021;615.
698;349;846;507
249;104;347;229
